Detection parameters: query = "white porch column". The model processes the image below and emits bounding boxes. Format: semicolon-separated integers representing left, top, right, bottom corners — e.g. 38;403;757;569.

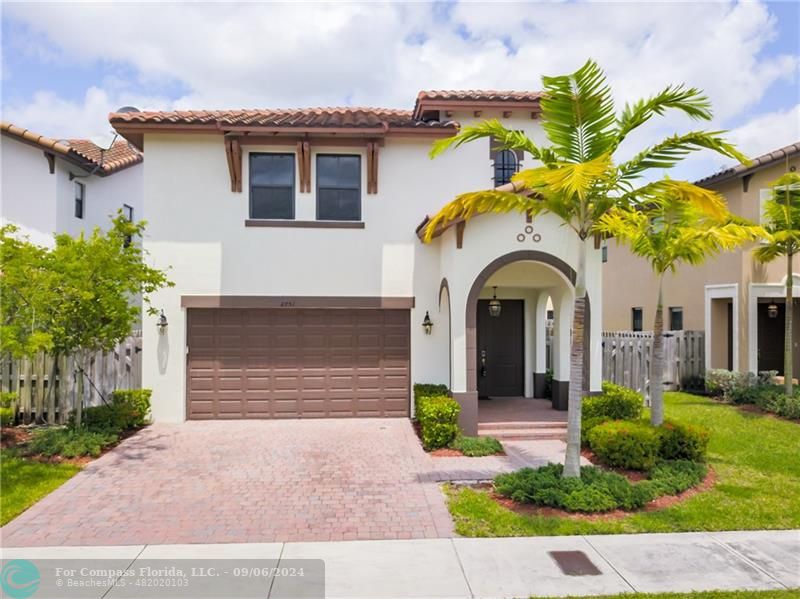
533;291;550;398
551;288;573;410
523;290;539;398
448;287;478;435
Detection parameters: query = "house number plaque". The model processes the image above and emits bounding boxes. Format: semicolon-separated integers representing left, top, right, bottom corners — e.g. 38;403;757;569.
517;225;541;243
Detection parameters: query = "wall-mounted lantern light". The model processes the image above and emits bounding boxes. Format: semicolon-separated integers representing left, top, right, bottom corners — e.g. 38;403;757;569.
488;286;502;318
157;309;168;333
422;311;433;335
767;303;779;319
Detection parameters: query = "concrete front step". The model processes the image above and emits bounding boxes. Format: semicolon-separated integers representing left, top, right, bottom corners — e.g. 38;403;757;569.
478;428;567;441
478;421;567;431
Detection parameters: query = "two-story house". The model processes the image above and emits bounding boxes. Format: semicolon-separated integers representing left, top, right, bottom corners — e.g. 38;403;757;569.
603;142;800;377
109;91;604;432
1;122;143;247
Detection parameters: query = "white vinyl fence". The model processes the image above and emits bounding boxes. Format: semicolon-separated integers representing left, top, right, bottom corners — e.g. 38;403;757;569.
601;330;705;402
0;334;142;424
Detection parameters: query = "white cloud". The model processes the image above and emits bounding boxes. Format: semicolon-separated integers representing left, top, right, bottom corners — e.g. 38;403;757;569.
728;103;800;157
1;0;797;162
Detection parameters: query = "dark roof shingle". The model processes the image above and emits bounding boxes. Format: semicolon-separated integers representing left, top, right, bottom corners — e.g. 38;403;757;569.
696;142;800;187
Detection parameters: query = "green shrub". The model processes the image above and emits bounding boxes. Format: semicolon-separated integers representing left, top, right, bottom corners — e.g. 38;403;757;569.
413;383;450;414
109;389;151;428
583;382;643;421
0;406;15;426
450;435;502;456
544;369;554;398
766;393;800;420
417;394;460;450
77;388;152;434
581;416;610;446
26;427;118;458
658;420;710;462
493;460;706;514
0;392;17;408
588;420;660;471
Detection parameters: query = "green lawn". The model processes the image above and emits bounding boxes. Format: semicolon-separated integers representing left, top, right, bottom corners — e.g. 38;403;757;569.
448;392;800;536
0;450;81;525
539;592;800;598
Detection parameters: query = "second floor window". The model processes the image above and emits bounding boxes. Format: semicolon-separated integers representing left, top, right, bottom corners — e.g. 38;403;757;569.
250;153;295;219
493;149;519;186
669;307;684;331
632;307;643;332
74;182;85;219
317;154;361;221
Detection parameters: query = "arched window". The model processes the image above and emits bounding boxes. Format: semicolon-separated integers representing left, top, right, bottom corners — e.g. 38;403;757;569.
494;149;518;186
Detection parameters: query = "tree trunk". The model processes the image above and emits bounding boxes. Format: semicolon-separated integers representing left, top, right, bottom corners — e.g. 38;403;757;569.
650;276;665;426
74;353;86;428
564;239;587;478
46;353;57;425
786;253;794;396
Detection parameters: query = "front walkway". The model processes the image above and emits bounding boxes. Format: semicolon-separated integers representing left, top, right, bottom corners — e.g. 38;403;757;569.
3;530;797;597
1;419;453;547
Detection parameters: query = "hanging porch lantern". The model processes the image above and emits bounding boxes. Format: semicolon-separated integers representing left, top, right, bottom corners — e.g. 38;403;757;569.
488;286;502;318
421;311;434;335
767;302;779;319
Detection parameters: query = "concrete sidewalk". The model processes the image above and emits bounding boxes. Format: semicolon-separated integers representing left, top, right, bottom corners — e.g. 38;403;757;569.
2;530;798;598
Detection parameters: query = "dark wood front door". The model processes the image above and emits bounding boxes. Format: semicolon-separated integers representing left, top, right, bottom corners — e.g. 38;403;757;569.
477;299;524;398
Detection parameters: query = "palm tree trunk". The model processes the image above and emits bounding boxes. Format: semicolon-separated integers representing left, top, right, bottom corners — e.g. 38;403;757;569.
651;275;665;425
564;239;587;478
786;252;794;396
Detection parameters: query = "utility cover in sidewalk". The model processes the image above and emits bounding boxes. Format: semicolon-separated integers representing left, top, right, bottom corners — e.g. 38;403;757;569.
548;551;602;576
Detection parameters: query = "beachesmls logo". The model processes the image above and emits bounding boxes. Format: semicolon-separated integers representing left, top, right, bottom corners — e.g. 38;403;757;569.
1;559;40;598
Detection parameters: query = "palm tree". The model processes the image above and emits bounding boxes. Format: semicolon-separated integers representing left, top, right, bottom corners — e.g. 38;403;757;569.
753;172;800;395
423;59;748;477
595;197;763;425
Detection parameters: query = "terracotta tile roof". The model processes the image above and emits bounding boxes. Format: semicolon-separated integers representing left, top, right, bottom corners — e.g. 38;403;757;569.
66;139;143;173
416;90;544;103
413;89;544;118
696;141;800;187
109;107;455;130
1;121;72;156
1;121;142;175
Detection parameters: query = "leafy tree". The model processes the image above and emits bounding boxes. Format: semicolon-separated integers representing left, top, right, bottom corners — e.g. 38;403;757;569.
423;59;747;477
596;196;763;424
0;226;54;357
0;215;172;425
753;172;800;395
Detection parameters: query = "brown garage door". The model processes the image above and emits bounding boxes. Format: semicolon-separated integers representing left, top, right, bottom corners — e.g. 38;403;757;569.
186;308;410;419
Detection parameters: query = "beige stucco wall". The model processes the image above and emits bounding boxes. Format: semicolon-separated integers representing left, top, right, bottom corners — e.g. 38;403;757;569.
603;155;800;373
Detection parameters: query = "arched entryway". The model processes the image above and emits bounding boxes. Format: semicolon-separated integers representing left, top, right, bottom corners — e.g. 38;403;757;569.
455;250;591;434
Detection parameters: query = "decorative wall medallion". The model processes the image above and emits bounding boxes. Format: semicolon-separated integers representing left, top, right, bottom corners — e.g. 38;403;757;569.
517;224;542;243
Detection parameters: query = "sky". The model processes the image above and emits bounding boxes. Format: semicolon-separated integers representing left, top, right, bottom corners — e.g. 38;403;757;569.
1;1;798;182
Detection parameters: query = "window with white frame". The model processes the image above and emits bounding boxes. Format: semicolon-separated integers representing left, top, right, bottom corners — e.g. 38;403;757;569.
74;182;85;219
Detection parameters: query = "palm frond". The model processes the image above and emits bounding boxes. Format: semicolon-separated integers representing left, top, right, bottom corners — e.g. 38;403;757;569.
513;153;614;200
615;85;712;144
540;59;616;162
429;119;552;163
619;131;749;180
421;190;533;242
627;179;727;219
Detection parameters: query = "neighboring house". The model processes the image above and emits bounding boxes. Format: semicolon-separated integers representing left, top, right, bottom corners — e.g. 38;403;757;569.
109;91;603;431
1;122;143;247
603;142;800;376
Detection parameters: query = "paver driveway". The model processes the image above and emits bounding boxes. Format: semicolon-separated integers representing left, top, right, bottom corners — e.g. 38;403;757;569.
1;419;453;546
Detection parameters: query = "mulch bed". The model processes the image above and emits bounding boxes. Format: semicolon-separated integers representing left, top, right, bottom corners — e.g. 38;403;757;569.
459;462;716;522
412;420;505;457
1;425;145;467
429;446;506;458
